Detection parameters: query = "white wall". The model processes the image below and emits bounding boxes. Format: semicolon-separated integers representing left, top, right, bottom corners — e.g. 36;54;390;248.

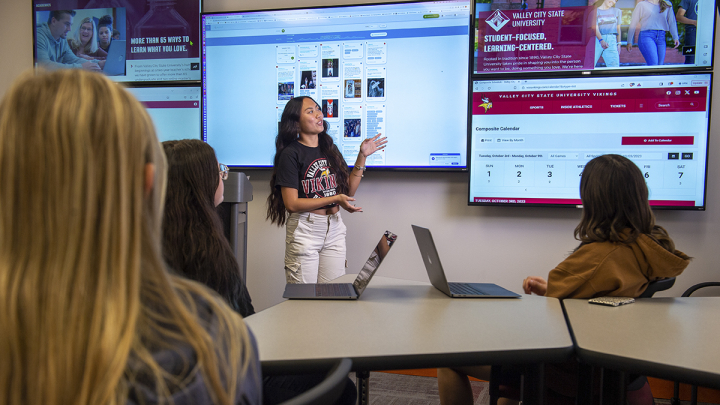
2;1;718;312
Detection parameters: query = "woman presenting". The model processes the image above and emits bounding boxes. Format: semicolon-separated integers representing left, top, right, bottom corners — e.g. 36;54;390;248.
267;96;387;284
626;0;680;65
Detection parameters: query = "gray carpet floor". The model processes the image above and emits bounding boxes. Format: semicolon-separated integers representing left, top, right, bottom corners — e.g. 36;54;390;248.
364;372;714;405
366;372;488;405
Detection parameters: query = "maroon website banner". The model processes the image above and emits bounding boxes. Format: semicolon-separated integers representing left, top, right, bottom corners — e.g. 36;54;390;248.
472;88;708;115
473;197;696;206
476;7;594;73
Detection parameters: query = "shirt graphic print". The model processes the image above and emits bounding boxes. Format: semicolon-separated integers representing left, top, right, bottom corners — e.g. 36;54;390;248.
302;158;339;199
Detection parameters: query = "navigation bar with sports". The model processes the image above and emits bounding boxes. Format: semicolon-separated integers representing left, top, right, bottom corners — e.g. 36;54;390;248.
469;73;712;208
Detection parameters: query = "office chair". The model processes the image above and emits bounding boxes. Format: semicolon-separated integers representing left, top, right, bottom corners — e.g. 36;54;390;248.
638;277;676;298
671;282;720;405
278;358;353;405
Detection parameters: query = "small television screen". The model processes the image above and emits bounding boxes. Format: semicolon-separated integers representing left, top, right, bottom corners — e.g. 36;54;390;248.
468;72;712;209
126;85;201;142
473;0;715;75
202;0;472;169
33;0;202;82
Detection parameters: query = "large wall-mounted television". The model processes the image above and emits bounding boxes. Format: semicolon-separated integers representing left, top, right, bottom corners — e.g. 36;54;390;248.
468;72;712;209
472;0;715;75
33;0;202;82
202;0;472;169
125;84;201;142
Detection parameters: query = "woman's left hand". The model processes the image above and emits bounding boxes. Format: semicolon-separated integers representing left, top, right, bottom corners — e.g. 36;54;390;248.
673;39;680;49
360;133;388;157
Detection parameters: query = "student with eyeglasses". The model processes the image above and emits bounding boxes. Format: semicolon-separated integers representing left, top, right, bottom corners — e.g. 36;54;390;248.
161;139;357;405
161;139;254;316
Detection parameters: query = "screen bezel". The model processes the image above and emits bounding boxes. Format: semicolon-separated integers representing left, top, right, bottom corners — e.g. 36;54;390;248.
31;0;204;85
469;0;716;78
201;0;475;171
466;70;713;210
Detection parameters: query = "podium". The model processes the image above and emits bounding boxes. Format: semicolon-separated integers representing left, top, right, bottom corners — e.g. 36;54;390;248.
218;172;253;280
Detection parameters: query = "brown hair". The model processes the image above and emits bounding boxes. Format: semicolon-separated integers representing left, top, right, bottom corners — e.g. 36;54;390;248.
574;154;687;258
162;139;254;316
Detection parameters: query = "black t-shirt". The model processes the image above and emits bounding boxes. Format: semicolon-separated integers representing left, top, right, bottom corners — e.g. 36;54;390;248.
276;141;342;207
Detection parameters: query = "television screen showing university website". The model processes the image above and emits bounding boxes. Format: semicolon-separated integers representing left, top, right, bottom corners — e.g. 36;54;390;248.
33;0;201;82
202;0;471;169
469;73;711;209
126;86;201;142
473;0;715;74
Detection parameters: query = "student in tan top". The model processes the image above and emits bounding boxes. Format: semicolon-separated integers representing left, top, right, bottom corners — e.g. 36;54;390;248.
439;154;690;405
523;154;690;299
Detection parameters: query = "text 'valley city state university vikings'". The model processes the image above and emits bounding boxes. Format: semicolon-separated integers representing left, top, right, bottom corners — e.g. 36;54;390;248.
302;158;338;198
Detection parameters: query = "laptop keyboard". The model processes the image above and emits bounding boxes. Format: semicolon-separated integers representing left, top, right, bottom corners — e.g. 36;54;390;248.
315;283;353;297
449;282;488;296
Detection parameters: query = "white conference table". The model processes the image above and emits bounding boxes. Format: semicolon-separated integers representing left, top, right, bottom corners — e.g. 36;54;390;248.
564;297;720;404
245;275;574;404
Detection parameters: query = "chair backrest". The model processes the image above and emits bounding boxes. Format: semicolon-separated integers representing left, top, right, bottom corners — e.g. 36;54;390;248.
638;277;676;298
682;282;720;297
279;358;353;405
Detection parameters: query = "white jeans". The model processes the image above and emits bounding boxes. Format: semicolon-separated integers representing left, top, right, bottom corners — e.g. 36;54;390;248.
285;212;347;284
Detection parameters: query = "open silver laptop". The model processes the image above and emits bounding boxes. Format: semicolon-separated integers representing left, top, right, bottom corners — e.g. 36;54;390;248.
103;40;126;76
412;225;520;298
283;230;397;300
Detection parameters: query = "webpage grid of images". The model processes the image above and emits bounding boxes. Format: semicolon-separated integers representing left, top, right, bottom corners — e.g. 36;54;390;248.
274;41;391;165
202;0;471;168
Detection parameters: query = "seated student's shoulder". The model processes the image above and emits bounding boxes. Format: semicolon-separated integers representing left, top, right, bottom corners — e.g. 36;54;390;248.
125;291;261;405
555;240;630;275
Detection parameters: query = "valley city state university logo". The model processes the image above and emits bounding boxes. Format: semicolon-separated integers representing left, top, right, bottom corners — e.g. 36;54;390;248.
301;158;338;198
479;95;493;112
486;10;510;31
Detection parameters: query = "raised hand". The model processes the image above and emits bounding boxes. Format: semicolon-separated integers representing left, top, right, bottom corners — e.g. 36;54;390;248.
360;133;388;158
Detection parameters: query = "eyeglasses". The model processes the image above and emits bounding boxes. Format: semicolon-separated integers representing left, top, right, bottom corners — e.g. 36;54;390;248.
219;163;229;180
79;26;93;32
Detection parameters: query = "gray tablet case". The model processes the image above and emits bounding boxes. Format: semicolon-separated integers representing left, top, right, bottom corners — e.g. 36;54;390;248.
412;225;520;298
283;230;397;300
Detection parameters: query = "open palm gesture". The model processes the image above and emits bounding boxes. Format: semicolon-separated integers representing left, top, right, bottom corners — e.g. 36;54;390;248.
360;133;388;157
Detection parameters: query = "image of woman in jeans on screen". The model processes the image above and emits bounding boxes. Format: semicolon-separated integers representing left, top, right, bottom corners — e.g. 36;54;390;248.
594;0;622;67
626;0;680;65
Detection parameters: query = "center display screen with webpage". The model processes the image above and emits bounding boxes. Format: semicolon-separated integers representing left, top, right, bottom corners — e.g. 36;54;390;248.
468;73;711;209
473;0;715;75
202;0;472;169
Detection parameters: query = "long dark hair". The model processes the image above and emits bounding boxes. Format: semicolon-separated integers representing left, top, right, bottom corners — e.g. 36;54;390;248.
266;96;349;226
161;139;254;316
574;154;686;257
